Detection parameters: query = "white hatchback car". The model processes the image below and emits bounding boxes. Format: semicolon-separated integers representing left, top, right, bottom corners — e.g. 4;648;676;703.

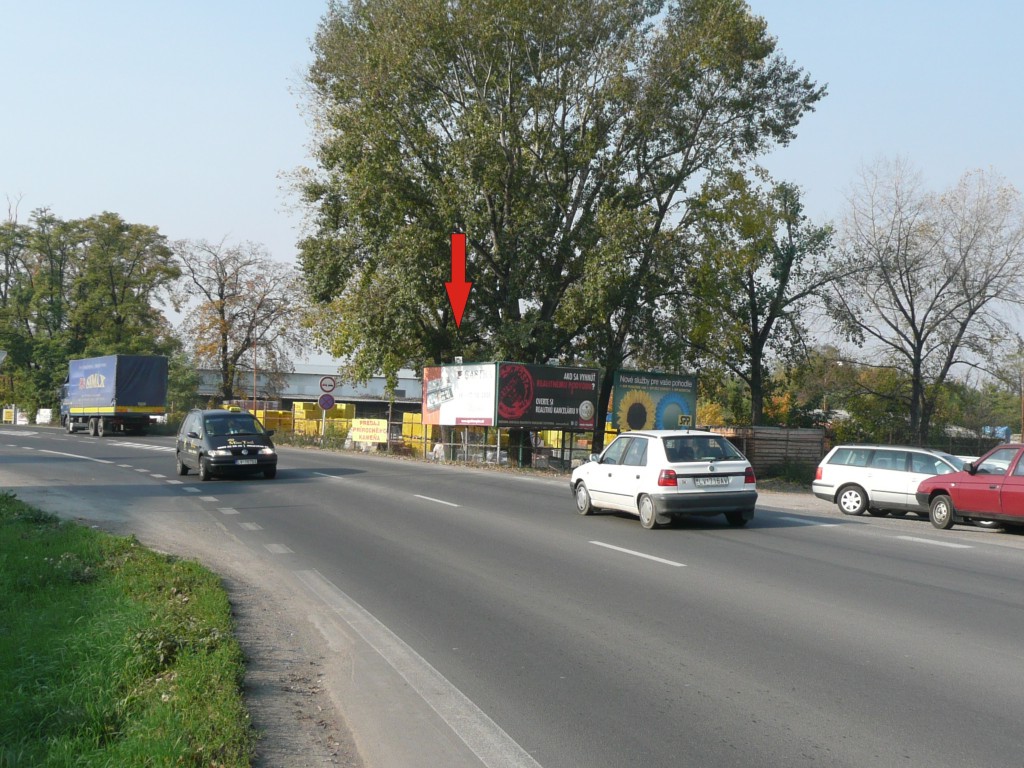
812;445;964;516
570;429;757;529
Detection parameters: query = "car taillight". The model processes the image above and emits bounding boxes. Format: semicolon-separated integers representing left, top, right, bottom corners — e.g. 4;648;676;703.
745;467;756;484
815;467;823;480
658;469;678;487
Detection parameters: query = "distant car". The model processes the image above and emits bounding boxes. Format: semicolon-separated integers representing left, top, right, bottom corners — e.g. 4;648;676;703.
916;443;1024;530
570;429;757;529
175;409;278;480
812;445;964;517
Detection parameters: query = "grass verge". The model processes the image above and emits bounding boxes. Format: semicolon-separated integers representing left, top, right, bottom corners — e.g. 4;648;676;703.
0;491;255;767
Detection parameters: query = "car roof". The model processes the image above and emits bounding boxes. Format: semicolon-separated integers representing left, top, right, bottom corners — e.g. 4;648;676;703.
614;429;721;438
830;444;953;454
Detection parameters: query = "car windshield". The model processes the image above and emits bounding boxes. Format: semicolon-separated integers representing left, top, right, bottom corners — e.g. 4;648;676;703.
204;415;263;436
663;435;742;462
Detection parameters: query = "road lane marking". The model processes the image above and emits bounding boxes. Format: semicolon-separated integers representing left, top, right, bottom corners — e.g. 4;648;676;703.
111;441;175;453
897;535;972;549
414;494;460;508
296;569;543;768
238;522;262;531
39;449;114;464
218;507;239;515
264;543;293;554
777;516;838;527
182;487;199;493
199;496;218;502
590;541;686;567
314;471;345;479
165;479;183;485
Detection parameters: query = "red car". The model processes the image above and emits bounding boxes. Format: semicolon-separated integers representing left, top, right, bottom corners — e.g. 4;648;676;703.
915;443;1024;530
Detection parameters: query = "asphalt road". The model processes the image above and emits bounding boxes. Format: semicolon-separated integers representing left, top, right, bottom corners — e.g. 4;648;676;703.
3;426;1024;768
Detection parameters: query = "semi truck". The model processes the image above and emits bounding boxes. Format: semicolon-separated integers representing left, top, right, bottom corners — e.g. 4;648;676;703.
61;354;168;437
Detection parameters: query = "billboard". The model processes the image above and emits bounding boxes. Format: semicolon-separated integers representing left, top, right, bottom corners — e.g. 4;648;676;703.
496;363;599;429
611;370;696;431
422;363;497;426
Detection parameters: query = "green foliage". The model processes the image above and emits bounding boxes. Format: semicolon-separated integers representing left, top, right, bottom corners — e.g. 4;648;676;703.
0;493;254;767
0;209;181;413
298;0;825;400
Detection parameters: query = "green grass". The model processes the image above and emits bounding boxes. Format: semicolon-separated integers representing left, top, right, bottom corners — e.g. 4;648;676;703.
0;492;255;767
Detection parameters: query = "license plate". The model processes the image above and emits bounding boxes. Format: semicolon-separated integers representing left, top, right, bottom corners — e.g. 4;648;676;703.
235;458;257;465
694;476;729;487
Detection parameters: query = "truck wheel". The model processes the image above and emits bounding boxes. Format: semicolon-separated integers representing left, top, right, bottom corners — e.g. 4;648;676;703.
88;418;99;437
66;417;75;434
97;418;106;437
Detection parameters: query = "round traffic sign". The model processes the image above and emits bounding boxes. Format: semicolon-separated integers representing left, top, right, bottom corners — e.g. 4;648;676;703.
318;393;335;410
319;376;337;393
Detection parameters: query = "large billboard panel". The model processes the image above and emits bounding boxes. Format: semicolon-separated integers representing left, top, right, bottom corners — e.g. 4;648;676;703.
611;370;696;431
496;363;599;429
422;363;497;426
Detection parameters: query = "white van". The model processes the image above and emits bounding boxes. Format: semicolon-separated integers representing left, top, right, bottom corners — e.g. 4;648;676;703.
812;445;964;516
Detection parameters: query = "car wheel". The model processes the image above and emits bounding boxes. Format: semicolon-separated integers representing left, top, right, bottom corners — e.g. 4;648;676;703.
263;466;277;479
725;510;749;527
929;494;956;530
837;485;868;515
175;453;189;476
198;458;211;481
638;494;658;529
574;482;594;515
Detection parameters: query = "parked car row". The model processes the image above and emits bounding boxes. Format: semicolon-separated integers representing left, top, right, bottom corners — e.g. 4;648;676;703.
814;443;1024;532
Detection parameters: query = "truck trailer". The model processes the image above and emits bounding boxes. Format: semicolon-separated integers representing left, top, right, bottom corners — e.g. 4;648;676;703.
61;355;168;437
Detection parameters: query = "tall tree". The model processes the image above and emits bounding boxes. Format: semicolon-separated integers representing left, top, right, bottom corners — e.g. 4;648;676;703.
170;239;308;402
827;160;1024;445
653;175;835;425
68;212;180;355
0;209;180;413
298;0;824;432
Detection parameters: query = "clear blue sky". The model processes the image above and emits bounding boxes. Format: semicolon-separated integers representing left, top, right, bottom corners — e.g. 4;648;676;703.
3;1;1023;265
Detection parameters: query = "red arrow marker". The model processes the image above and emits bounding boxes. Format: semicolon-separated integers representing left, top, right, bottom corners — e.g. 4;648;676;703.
446;232;473;328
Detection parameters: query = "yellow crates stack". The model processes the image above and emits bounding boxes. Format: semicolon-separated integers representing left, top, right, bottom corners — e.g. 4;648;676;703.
292;401;356;437
256;409;291;433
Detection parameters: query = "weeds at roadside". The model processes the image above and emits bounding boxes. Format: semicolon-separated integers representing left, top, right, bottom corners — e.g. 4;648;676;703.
0;491;254;767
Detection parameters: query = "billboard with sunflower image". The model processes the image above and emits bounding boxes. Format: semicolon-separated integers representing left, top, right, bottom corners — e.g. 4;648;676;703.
611;370;697;431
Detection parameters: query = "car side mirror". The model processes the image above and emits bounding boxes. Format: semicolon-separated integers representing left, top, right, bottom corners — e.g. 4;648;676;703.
966;461;977;475
266;429;275;437
187;431;199;439
589;453;600;464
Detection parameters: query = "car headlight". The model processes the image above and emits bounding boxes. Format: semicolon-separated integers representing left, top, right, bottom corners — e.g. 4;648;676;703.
259;447;276;456
208;449;232;457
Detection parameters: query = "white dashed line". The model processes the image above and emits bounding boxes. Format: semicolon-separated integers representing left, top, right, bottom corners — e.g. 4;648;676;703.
590;541;686;567
264;543;293;554
238;522;262;531
39;449;114;464
218;507;240;515
414;494;460;508
199;496;218;502
778;516;838;527
897;535;972;549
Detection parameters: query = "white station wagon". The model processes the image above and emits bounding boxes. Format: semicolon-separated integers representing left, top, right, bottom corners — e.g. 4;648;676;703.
570;429;758;529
